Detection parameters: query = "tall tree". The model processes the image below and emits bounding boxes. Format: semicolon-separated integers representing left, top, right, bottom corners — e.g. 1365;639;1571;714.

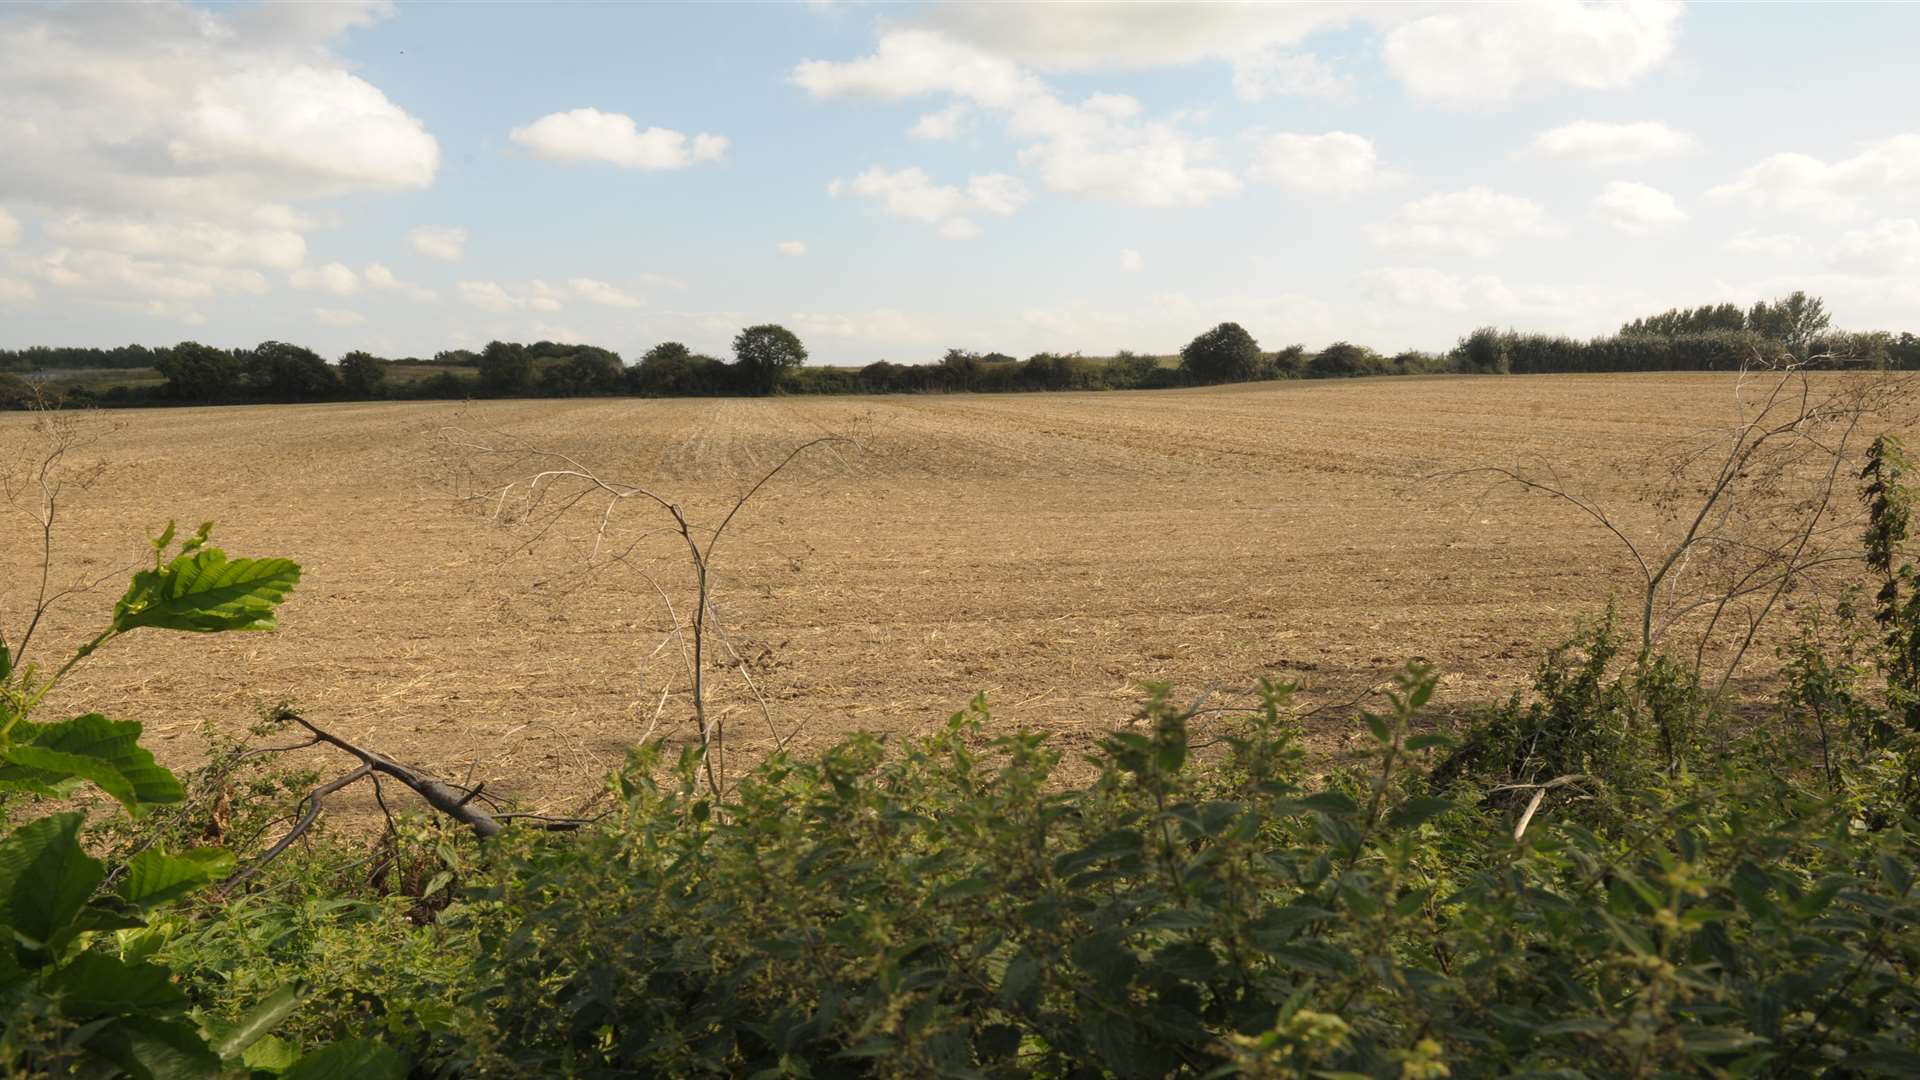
732;324;807;395
1179;322;1262;384
155;341;239;400
478;340;533;394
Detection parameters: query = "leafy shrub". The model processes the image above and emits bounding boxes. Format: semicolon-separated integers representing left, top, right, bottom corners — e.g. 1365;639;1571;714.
1180;323;1262;384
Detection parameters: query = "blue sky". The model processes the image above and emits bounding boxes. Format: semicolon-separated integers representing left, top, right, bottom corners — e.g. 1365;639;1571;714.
1;1;1916;363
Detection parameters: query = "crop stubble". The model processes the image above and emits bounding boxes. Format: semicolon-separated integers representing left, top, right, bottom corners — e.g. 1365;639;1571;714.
0;375;1819;813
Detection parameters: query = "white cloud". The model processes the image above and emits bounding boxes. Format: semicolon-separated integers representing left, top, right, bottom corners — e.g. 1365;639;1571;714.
0;278;34;303
22;247;269;300
1358;266;1644;336
1529;120;1697;164
363;262;435;301
795;30;1239;209
0;2;433;313
777;240;808;257
1727;231;1805;258
790;309;943;345
289;261;360;295
408;226;468;261
1232;49;1348;101
1710;134;1920;221
510;108;729;169
910;104;969;140
43;214;306;268
457;280;519;313
918;3;1682;106
1595;180;1687;234
0;2;436;217
458;279;563;313
0;208;19;247
830;166;1028;238
1248;132;1391;195
1382;1;1684;106
1366;187;1560;256
1830;218;1920;276
570;277;642;308
1119;248;1143;272
312;307;365;327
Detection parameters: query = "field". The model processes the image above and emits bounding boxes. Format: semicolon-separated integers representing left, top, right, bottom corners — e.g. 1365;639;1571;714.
0;374;1849;817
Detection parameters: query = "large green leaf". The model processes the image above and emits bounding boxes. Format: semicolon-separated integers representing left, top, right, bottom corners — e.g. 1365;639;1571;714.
121;847;236;909
47;952;190;1015
112;547;301;636
211;982;307;1061
82;1015;221;1080
280;1039;408;1080
0;714;184;811
0;811;103;953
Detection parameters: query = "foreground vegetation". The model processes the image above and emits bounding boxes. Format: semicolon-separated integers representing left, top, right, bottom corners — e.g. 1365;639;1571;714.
4;400;1920;1075
4;290;1917;409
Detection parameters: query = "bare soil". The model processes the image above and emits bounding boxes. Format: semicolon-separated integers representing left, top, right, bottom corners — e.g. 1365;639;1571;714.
0;374;1861;817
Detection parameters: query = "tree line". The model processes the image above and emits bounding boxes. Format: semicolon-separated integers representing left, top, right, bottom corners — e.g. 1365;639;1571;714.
4;290;1916;408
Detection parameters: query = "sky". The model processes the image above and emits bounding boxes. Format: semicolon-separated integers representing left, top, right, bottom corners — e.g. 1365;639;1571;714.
0;0;1916;364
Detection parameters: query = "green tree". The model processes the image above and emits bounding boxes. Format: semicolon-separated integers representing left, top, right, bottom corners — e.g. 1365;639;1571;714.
243;341;338;400
732;324;807;395
156;341;240;401
1453;327;1511;374
337;351;387;397
1179;322;1262;384
1307;341;1382;378
478;340;532;394
1747;291;1830;358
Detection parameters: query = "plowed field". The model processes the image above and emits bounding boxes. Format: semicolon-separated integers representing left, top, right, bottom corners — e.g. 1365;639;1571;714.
0;375;1863;815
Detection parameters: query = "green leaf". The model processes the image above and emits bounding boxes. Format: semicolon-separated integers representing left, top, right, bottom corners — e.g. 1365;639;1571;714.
0;714;184;812
112;547;301;636
0;811;103;952
1387;796;1455;830
1404;733;1457;751
280;1038;407;1080
121;848;236;909
212;982;308;1061
243;1036;301;1073
83;1016;220;1080
48;952;189;1015
1363;711;1392;744
1295;791;1360;817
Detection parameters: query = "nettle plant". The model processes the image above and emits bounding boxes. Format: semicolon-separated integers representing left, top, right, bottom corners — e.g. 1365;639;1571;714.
0;523;401;1078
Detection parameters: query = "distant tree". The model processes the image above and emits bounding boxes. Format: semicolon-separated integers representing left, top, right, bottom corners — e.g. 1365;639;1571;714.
243;341;337;400
0;373;35;408
478;340;532;394
337;350;387;397
156;341;240;400
542;350;624;396
1307;342;1382;379
1180;322;1262;384
733;324;807;395
1453;327;1511;374
433;348;481;367
630;342;696;395
1621;303;1745;337
1747;291;1830;358
981;352;1018;365
1268;344;1306;379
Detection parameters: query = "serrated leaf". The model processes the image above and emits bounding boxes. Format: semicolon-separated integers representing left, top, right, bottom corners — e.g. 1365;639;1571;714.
280;1039;406;1080
121;848;235;909
48;952;189;1015
0;714;183;811
0;811;103;951
1387;796;1455;830
213;983;307;1061
112;548;301;636
1404;733;1456;751
82;1016;220;1080
1296;791;1359;816
1363;711;1392;744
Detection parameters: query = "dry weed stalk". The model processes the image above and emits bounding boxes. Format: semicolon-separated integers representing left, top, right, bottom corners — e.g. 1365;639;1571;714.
434;423;852;798
1442;355;1915;702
